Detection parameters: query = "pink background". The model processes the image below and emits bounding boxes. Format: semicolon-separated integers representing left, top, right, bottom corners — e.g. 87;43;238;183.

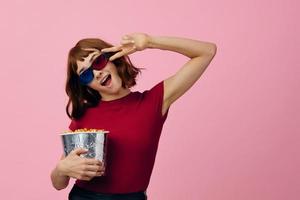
0;0;299;199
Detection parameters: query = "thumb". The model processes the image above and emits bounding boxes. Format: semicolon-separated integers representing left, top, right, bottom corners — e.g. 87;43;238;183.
122;35;130;39
71;148;88;156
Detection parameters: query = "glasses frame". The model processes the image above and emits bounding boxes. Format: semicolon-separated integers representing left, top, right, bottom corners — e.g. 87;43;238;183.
78;52;114;85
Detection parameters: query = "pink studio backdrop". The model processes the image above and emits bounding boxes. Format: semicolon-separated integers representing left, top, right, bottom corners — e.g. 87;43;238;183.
0;0;299;199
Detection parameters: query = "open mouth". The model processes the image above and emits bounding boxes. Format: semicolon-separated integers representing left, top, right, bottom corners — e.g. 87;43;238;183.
100;74;112;86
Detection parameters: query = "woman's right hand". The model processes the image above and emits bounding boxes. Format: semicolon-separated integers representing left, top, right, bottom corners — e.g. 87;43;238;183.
57;148;105;181
101;33;151;61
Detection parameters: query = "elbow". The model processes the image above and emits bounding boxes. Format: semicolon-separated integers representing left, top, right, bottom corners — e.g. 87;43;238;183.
54;185;67;191
50;171;69;191
204;43;217;62
52;180;68;191
208;43;217;57
199;43;217;58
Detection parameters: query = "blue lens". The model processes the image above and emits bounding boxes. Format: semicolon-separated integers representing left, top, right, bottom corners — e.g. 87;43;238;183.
78;51;117;85
79;67;94;85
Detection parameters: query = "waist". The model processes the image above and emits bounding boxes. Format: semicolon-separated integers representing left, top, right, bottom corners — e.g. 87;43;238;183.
69;184;147;200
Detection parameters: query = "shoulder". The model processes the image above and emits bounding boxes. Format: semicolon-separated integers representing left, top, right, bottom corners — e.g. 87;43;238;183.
142;81;164;97
141;81;169;117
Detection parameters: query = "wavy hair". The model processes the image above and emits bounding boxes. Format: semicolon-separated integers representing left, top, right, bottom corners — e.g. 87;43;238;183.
66;38;141;119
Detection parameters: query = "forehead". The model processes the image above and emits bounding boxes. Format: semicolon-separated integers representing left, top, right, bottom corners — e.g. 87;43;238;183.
76;48;100;74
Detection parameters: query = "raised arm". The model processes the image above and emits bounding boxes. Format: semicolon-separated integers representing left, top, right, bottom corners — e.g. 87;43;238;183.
147;36;217;115
101;33;217;115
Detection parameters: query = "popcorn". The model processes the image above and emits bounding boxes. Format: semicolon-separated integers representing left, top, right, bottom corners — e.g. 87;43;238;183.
63;128;107;134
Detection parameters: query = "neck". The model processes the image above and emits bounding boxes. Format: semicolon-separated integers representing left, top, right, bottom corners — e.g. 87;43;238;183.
100;88;131;101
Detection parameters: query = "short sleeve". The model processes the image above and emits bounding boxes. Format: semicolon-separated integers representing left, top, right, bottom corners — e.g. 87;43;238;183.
144;81;169;122
68;119;78;131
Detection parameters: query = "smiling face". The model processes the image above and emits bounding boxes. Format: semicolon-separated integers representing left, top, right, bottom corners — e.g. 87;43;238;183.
76;49;130;101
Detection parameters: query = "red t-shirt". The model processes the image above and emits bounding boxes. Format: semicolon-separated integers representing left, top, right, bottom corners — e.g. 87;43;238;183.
69;81;169;193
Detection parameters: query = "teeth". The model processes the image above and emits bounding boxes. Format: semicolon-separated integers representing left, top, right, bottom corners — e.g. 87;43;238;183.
100;75;109;84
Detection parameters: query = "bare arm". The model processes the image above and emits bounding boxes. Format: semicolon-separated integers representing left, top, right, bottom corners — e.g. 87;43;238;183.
50;154;70;190
50;149;105;190
101;33;217;115
147;36;217;115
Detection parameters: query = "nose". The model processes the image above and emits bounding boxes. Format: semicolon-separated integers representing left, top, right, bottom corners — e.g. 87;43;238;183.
94;69;103;81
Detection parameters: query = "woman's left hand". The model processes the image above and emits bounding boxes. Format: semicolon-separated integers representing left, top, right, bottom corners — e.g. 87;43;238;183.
101;33;151;61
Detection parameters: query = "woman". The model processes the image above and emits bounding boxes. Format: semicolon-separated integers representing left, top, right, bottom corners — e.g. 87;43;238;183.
51;33;217;200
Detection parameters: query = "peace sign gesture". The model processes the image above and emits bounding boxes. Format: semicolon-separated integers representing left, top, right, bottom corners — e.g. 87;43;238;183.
101;33;151;61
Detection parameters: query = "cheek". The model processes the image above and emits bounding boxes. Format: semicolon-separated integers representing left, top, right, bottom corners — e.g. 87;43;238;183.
107;65;120;79
112;71;122;83
88;80;99;89
106;62;118;72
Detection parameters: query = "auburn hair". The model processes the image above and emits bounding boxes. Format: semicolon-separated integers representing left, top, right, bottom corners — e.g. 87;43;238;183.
65;38;141;119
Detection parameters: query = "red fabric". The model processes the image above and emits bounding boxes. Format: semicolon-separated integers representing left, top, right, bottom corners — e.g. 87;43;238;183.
69;81;169;193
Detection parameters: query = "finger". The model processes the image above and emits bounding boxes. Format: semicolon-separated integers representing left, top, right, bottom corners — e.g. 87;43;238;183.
60;154;66;160
84;164;102;172
77;175;93;181
83;158;102;166
97;171;105;176
95;170;105;177
98;166;105;172
122;35;131;40
101;45;122;53
82;48;99;53
127;46;137;54
109;51;126;61
120;39;135;45
84;171;102;177
71;148;88;156
109;46;137;61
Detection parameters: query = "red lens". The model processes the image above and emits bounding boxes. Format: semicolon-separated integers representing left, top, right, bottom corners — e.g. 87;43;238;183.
92;54;108;70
